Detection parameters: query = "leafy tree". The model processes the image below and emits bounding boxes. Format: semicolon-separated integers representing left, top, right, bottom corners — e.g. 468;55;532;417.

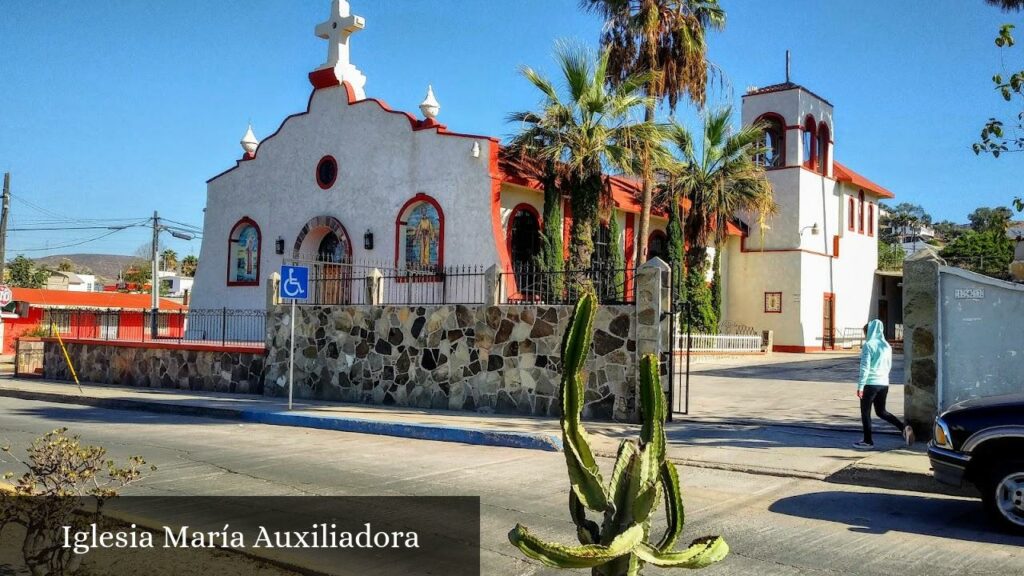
6;255;51;288
880;202;932;244
932;220;965;242
940;229;1014;278
709;249;721;321
56;259;74;273
877;242;906;271
967;205;1014;233
509;43;663;274
123;262;152;285
161;249;179;272
583;0;726;268
181;255;199;277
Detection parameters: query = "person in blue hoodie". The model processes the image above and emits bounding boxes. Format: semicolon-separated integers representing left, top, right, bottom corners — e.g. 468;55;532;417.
854;319;915;449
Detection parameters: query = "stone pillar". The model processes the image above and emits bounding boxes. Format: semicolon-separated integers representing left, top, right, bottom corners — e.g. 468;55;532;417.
635;258;669;360
1010;239;1024;282
267;272;281;308
365;268;384;305
903;251;941;438
484;265;500;306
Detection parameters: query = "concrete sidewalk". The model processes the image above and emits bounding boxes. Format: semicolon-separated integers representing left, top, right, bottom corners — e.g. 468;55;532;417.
0;377;958;495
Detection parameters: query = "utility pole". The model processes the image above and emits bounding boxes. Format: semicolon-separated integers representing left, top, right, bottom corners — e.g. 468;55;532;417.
151;210;159;339
0;173;10;282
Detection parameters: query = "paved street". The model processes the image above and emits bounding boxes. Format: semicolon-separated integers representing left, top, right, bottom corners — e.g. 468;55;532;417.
680;353;905;429
0;396;1019;575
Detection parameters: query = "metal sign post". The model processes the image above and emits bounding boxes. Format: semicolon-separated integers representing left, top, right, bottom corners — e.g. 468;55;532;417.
279;265;309;411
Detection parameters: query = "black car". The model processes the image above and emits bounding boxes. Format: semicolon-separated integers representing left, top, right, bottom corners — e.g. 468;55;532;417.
929;392;1024;532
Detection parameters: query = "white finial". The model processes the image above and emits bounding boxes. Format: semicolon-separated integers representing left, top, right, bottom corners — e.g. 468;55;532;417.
420;85;440;120
313;0;367;98
240;123;259;157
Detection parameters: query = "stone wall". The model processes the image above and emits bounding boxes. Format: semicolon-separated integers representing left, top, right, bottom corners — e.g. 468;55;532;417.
43;341;266;394
903;252;940;437
265;303;640;420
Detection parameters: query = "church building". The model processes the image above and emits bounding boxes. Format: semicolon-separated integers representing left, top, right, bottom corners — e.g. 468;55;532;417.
189;0;895;352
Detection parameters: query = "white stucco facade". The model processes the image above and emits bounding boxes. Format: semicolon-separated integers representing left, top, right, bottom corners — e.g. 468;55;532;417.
721;83;891;351
190;83;501;312
190;2;896;353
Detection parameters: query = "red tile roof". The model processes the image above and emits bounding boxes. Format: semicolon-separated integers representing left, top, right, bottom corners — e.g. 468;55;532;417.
834;162;895;199
10;288;187;311
500;166;743;236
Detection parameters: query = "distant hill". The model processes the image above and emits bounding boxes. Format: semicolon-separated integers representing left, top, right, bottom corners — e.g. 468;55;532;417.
31;254;146;283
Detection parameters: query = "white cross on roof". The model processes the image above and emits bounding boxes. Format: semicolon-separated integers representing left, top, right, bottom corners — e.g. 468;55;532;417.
315;0;365;70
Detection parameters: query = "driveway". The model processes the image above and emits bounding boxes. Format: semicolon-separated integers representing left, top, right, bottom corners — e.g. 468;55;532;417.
676;353;905;430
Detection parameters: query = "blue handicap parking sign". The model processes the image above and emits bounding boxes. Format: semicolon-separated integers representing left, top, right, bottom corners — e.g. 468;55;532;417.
279;265;309;300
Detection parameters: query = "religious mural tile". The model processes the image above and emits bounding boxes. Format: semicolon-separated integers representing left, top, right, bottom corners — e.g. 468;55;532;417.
404;202;440;271
232;224;259;283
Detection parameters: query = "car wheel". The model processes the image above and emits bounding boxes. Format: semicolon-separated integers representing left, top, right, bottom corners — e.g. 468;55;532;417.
981;461;1024;533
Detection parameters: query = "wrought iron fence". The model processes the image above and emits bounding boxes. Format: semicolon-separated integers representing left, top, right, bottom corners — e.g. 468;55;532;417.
291;259;490;305
37;308;266;348
501;263;636;305
378;265;489;305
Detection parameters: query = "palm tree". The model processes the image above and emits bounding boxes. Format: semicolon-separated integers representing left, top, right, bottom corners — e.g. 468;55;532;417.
161;249;179;272
181;255;199;277
582;0;725;269
509;43;663;275
663;108;775;329
987;0;1024;11
667;108;773;267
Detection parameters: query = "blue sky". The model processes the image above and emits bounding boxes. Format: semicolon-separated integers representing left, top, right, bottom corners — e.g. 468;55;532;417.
0;0;1020;258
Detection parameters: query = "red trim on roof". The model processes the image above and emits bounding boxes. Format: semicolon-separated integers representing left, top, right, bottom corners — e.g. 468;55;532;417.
10;288;186;311
833;161;895;199
208;82;499;185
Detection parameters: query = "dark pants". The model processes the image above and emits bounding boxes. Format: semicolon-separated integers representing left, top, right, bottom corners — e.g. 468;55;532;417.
860;385;905;444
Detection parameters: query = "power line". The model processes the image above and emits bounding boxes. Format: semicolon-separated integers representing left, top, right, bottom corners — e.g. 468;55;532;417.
8;227;132;253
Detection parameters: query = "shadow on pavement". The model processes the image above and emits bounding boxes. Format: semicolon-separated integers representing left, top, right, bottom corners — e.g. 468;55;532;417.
10;406;225;426
769;491;1023;545
694;356;904;384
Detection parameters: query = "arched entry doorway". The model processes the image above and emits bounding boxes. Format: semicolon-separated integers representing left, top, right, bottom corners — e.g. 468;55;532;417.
507;205;542;300
293;216;353;304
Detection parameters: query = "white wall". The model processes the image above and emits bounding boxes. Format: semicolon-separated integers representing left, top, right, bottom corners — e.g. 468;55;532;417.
191;85;499;311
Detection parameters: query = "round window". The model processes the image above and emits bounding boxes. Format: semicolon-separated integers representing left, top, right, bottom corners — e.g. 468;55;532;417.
316;156;338;190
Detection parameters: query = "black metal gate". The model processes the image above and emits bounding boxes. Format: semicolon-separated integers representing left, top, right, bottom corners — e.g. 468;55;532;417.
666;262;690;418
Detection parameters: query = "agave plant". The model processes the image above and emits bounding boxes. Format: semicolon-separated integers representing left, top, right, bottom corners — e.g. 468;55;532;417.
508;292;728;574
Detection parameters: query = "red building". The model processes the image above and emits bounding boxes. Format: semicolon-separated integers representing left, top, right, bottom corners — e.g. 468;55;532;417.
1;288;187;354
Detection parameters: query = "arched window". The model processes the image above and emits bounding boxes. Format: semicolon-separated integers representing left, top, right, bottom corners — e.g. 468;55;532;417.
755;114;785;168
848;198;856;231
868;204;875;236
647;230;669;262
858;191;866;233
396;194;444;273
507;204;542;268
817;122;830;175
227;217;261;286
802;115;817;170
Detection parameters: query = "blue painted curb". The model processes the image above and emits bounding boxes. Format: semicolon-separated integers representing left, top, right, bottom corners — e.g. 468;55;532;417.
0;387;563;452
240;410;563;452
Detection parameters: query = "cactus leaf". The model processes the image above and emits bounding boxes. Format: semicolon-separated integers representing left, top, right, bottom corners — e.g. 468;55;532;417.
634;537;729;569
606;439;638;510
638;354;666;462
570;490;601;544
563;422;608;511
508;523;645;569
560;292;596;383
655;461;685;552
559;293;607;511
